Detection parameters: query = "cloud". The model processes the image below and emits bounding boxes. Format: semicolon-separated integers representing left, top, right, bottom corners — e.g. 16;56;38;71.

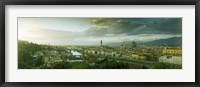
85;18;144;36
92;18;110;26
84;25;109;37
110;20;145;34
84;18;182;37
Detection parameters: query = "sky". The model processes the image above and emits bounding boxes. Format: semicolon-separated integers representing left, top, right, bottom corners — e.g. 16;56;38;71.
18;18;182;45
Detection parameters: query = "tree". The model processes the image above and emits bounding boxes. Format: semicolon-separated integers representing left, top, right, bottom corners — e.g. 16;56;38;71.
51;62;71;69
153;62;181;69
34;56;44;67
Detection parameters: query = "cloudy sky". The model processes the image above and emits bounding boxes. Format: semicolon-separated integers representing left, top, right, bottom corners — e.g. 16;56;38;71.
18;18;182;45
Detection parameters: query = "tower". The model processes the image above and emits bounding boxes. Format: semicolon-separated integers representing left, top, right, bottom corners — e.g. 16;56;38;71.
100;40;102;47
132;41;136;48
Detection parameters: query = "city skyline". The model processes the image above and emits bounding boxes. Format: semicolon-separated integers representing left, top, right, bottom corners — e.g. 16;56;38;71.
18;18;182;45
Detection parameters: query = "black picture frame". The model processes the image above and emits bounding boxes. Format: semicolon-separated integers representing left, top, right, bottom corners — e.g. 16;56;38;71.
0;0;199;87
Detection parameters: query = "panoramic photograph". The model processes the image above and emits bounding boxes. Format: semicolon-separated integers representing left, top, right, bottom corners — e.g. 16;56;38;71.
18;17;182;69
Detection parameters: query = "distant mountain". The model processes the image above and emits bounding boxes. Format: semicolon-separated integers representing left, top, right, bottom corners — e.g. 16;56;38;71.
141;37;182;46
105;37;182;46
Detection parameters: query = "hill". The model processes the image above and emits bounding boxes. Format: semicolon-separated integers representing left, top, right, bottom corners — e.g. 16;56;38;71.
105;37;182;46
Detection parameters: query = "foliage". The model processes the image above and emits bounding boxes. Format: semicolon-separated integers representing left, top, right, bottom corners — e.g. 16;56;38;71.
153;62;181;69
51;62;71;69
93;58;129;69
18;40;43;69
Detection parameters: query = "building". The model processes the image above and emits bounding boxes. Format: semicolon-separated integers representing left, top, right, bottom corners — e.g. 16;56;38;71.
71;50;82;58
132;41;137;48
67;59;83;62
100;40;102;47
132;53;146;59
159;55;182;64
162;48;182;55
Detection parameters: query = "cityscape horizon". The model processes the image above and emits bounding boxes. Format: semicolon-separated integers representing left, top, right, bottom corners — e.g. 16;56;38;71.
18;17;182;69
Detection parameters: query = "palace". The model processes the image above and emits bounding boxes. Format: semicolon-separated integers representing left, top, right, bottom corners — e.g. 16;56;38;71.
162;48;182;55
